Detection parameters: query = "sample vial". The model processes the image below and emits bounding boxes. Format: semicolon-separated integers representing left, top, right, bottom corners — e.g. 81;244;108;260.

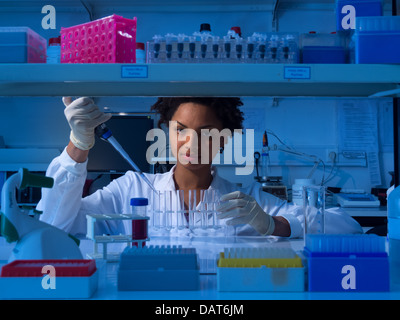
47;36;61;64
130;197;149;247
135;42;145;63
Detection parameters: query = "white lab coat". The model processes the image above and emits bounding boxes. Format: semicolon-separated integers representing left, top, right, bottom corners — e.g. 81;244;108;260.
37;147;362;238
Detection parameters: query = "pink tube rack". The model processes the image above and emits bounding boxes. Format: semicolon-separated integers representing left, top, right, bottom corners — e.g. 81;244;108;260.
61;14;137;63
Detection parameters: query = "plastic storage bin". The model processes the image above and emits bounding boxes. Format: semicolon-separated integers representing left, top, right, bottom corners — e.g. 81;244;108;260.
0;259;98;298
118;245;200;291
217;247;305;292
355;16;400;63
305;234;389;292
301;32;347;64
336;0;383;31
0;27;46;63
61;14;137;63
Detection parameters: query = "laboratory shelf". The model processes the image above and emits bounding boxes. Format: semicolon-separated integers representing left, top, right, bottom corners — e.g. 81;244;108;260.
0;63;399;97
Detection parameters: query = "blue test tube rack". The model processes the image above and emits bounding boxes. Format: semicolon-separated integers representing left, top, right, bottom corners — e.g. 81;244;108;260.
304;234;389;292
117;245;200;291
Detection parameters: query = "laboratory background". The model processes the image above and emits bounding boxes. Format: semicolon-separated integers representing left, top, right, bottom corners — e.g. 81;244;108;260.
0;0;399;302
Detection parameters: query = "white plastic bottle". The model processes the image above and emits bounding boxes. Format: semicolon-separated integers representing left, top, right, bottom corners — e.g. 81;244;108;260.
46;36;61;64
135;42;145;63
388;185;400;286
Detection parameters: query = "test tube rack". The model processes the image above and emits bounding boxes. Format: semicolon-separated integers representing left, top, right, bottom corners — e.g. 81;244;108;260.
0;259;98;299
117;245;200;291
304;234;389;292
217;247;304;292
86;213;150;261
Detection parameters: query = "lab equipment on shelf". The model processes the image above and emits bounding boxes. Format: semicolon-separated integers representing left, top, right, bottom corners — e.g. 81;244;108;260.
0;27;46;63
0;259;98;299
217;247;304;292
60;14;137;63
146;31;299;64
355;16;400;63
301;32;347;63
304;234;389;292
117;245;199;291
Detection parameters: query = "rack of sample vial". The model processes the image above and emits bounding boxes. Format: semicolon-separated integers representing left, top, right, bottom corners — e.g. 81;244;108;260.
86;213;150;261
149;189;225;236
147;32;299;64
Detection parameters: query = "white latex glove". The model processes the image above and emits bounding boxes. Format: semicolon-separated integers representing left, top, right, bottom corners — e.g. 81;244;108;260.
63;97;112;150
217;191;275;236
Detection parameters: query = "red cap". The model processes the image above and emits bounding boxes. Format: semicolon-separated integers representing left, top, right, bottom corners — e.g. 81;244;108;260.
309;31;317;34
230;26;242;36
136;42;145;50
49;36;61;45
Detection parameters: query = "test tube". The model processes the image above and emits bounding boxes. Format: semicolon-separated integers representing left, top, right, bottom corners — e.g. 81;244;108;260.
246;36;255;62
150;191;162;230
176;190;187;230
188;189;198;230
223;35;232;62
188;36;196;62
177;34;185;60
269;34;279;63
212;36;220;62
163;190;173;230
235;38;243;62
257;37;266;63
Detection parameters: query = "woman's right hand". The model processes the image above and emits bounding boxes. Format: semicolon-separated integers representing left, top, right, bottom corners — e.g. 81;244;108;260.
63;97;112;151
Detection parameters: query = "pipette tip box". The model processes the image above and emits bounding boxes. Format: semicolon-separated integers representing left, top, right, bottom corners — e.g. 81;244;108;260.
117;245;199;291
0;259;98;299
0;27;46;63
217;247;305;292
305;234;389;292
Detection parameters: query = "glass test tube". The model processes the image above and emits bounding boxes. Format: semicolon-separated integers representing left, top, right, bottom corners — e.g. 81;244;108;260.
303;185;326;240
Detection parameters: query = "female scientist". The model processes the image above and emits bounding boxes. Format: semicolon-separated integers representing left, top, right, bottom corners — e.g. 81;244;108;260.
37;97;362;237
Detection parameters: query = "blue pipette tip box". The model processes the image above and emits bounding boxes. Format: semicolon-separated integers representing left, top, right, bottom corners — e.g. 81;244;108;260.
117;245;200;291
304;234;389;292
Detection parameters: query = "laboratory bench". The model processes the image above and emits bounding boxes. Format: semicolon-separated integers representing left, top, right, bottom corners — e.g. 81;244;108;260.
1;235;400;301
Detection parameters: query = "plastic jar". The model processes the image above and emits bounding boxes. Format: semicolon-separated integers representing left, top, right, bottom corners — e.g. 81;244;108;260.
135;42;145;63
46;36;61;64
291;178;315;205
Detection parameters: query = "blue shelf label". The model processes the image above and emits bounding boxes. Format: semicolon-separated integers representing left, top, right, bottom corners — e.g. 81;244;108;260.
121;65;148;78
284;66;311;80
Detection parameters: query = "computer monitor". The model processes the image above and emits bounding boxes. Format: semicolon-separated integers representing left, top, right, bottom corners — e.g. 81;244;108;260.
87;115;154;173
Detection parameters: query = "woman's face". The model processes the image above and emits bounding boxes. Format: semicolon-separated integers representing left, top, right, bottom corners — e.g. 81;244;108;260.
169;102;225;171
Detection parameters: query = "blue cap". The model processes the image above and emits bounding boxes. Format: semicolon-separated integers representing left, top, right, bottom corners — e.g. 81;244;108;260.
130;198;148;206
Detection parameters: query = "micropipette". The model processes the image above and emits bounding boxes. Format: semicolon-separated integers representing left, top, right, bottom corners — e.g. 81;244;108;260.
95;123;158;193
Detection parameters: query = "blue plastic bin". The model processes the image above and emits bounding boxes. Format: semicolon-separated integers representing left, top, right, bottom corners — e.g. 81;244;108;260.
305;234;390;292
117;245;200;291
336;0;383;31
355;16;400;63
0;27;46;63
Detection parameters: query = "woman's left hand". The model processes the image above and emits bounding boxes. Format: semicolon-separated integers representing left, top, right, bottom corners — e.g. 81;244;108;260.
216;191;275;235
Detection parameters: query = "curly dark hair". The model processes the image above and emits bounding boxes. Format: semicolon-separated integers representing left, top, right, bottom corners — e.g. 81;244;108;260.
150;97;244;131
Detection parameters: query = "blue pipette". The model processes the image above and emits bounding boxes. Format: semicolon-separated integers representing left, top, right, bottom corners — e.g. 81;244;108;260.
95;123;158;193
